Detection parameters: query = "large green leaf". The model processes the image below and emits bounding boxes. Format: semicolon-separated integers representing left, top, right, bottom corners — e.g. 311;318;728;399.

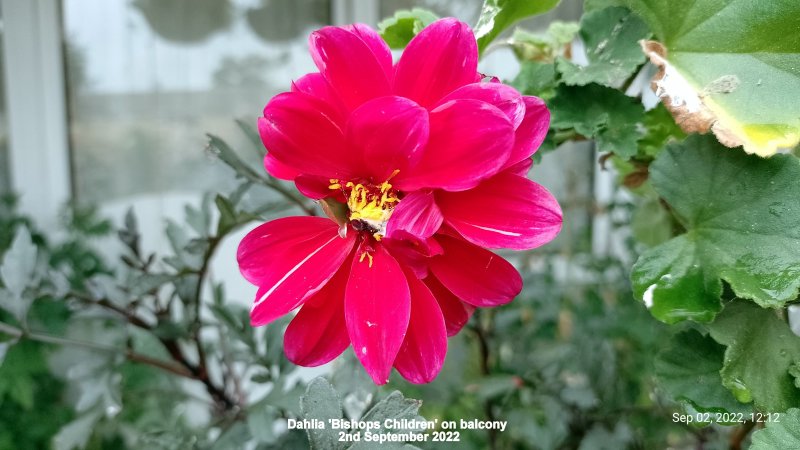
750;408;800;450
707;301;800;412
556;7;650;87
654;330;748;415
300;377;345;450
621;0;800;156
474;0;561;53
349;391;424;450
631;135;800;323
549;83;645;157
378;9;438;49
511;61;558;100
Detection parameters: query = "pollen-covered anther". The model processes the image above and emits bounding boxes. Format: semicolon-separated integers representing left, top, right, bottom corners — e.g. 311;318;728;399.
328;176;400;238
358;249;374;267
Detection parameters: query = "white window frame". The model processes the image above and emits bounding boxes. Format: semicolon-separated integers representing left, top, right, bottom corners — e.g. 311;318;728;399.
2;0;70;230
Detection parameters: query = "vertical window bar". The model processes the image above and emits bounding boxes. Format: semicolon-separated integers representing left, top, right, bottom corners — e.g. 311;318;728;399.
0;0;70;228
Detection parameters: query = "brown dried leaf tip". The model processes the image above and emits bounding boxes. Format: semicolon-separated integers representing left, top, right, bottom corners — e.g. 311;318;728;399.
640;40;743;149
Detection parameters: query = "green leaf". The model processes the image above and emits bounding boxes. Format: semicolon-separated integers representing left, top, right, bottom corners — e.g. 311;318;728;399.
654;330;749;415
556;7;650;87
474;0;561;53
0;226;37;322
0;340;45;407
549;83;645;157
261;430;308;450
349;391;424;450
474;375;520;401
207;133;268;184
638;104;686;158
247;401;276;443
631;135;800;323
210;422;251;450
509;22;578;63
631;195;672;248
117;207;140;257
0;341;11;368
378;9;438;49
52;410;102;450
750;408;800;450
360;391;422;425
511;61;558;99
300;377;345;450
0;226;37;296
622;0;800;156
577;423;633;450
214;194;257;236
184;194;212;236
707;301;800;412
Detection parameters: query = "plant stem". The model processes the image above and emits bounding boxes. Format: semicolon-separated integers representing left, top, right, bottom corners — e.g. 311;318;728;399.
264;178;317;216
470;315;499;450
68;290;238;411
0;321;194;378
729;421;756;450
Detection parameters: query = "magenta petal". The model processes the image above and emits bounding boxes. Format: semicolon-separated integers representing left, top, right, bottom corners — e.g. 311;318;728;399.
263;153;300;180
260;94;358;179
429;234;522;307
346;96;429;181
504;158;533;176
424;275;473;337
291;72;344;112
393;99;514;192
379;235;441;279
504;96;550;169
309;26;391;111
284;260;350;366
394;18;478;108
394;273;447;384
438;172;562;250
344;24;394;80
295;175;333;200
238;217;356;326
385;191;443;240
345;243;411;385
440;82;525;128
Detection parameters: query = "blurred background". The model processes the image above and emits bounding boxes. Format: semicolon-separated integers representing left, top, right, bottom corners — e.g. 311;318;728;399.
0;1;713;449
1;0;597;303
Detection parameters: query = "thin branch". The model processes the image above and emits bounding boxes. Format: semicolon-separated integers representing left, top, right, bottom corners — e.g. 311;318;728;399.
469;315;499;450
68;289;238;410
264;178;318;216
192;235;222;397
0;321;194;378
70;291;154;330
729;421;756;450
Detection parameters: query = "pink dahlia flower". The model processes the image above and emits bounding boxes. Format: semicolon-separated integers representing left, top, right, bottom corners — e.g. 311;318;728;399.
238;18;562;385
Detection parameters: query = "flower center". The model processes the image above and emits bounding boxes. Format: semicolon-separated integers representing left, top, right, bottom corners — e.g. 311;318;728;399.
329;176;400;239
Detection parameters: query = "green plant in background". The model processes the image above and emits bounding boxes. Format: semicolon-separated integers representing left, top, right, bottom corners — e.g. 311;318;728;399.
1;0;800;449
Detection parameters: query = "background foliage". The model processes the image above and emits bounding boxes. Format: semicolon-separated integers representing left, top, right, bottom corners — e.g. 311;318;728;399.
1;0;799;449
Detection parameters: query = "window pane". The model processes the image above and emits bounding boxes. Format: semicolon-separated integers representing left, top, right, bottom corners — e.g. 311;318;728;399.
379;0;482;23
63;0;331;203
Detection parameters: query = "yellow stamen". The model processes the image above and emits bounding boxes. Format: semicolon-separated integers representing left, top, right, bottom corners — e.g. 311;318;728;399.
359;251;374;267
328;174;401;239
